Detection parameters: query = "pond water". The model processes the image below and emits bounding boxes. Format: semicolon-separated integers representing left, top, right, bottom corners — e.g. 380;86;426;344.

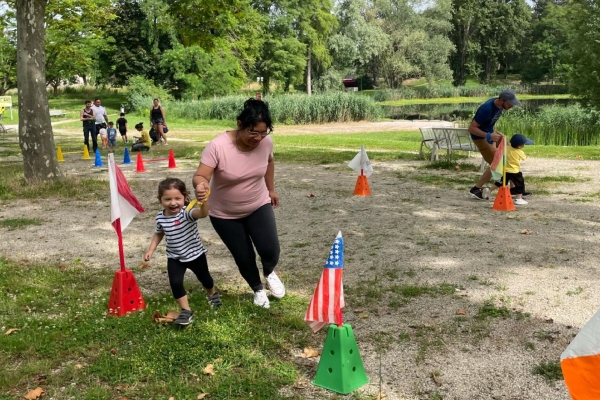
383;98;575;121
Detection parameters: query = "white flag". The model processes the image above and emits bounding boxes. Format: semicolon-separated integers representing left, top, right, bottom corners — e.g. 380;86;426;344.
348;144;373;177
108;153;144;232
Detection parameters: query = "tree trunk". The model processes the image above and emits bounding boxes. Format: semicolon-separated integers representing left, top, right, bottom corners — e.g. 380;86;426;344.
306;46;312;96
16;0;62;182
263;75;270;95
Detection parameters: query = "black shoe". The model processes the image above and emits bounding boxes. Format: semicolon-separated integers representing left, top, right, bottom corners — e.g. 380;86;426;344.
174;309;193;326
207;292;222;308
469;187;486;200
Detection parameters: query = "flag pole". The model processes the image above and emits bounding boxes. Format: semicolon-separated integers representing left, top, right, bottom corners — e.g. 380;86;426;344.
502;135;507;187
114;219;126;272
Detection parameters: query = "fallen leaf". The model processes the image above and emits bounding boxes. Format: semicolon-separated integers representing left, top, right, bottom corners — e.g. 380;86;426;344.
5;328;19;335
140;261;150;269
24;387;45;399
166;310;179;319
307;193;315;198
110;348;117;355
153;310;180;323
300;346;321;358
431;371;442;387
75;364;83;369
58;263;66;270
203;364;215;376
456;310;467;316
576;155;583;160
521;229;532;235
198;394;208;399
360;314;369;319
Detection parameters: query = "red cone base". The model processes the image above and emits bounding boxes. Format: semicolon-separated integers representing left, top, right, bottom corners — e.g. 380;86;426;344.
353;175;371;196
492;186;515;211
107;269;146;316
168;149;177;168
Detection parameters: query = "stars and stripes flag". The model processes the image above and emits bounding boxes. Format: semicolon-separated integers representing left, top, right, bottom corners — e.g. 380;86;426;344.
561;308;600;399
304;231;345;333
108;153;144;271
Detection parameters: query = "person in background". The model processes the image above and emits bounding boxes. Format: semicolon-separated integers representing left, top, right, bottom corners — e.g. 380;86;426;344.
107;122;118;148
131;122;151;152
150;98;168;145
80;100;96;153
116;112;129;143
92;98;109;148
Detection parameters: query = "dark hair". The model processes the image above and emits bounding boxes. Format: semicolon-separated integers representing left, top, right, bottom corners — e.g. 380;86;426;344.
120;112;125;116
108;121;114;125
85;100;92;104
237;98;273;133
153;98;159;102
157;178;190;203
135;122;143;130
94;98;100;102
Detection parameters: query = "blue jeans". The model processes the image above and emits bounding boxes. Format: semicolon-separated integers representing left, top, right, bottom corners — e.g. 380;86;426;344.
83;124;97;152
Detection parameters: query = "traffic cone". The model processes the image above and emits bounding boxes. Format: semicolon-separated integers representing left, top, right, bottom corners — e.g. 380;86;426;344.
107;269;146;317
94;149;103;167
168;149;177;169
312;324;369;394
353;174;371;196
136;152;146;173
56;146;64;162
82;145;90;160
123;148;131;164
492;186;515;211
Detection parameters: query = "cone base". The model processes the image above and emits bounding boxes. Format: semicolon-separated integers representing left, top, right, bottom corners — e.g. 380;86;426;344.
107;269;146;317
353;175;371;196
312;324;369;394
492;186;515;211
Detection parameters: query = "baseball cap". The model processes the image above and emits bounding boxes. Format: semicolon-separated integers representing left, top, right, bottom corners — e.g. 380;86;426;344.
499;89;521;106
510;133;533;147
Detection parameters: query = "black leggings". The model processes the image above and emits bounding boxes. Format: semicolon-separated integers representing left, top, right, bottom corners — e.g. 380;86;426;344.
210;204;280;292
167;253;214;299
83;124;97;152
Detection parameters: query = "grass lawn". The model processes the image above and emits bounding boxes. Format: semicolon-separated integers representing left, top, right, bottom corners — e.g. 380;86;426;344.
379;94;572;106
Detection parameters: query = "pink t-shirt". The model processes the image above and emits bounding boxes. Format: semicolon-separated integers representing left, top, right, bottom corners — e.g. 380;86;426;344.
201;132;273;219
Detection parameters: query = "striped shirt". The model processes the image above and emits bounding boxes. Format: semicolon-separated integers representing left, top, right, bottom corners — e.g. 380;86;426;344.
155;208;207;262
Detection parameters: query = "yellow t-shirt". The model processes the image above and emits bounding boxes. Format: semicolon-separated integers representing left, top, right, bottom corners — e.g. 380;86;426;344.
140;130;151;147
505;146;526;173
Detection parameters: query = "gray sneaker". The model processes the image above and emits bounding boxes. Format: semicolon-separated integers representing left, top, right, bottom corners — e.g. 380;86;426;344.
481;187;491;200
207;292;222;308
174;309;194;326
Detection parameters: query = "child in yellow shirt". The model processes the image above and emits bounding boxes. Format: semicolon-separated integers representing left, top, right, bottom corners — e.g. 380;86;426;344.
502;134;533;205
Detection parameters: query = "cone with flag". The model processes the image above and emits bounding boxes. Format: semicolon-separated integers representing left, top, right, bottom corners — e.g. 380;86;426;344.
490;136;515;211
561;308;600;399
107;153;146;316
348;145;372;196
304;231;369;394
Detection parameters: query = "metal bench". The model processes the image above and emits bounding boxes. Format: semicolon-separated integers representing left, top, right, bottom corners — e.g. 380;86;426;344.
49;110;66;118
428;127;487;171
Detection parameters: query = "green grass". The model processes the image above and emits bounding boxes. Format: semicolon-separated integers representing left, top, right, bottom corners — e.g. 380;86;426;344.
0;218;43;229
475;302;511;319
532;361;563;383
0;258;312;399
380;94;571;106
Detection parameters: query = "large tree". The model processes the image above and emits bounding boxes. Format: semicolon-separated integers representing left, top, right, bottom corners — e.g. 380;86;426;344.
16;0;61;181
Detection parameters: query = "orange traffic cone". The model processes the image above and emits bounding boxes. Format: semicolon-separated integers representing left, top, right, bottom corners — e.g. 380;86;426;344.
353;175;371;196
168;149;177;169
107;269;146;317
492;186;515;211
136;152;146;173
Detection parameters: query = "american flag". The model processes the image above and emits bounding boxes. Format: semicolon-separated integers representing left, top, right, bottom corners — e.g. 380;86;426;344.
304;231;345;333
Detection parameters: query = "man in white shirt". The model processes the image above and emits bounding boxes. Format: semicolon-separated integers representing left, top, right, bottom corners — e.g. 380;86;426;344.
92;98;109;148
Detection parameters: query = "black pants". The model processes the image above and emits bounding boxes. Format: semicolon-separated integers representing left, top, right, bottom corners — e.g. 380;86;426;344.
497;172;526;194
210;204;280;292
131;143;149;152
167;253;213;300
83;124;97;152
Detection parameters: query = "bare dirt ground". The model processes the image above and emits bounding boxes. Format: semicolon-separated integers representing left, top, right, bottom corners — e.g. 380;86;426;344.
2;121;598;399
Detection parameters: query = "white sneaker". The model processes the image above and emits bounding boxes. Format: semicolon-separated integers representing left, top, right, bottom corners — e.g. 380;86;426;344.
253;290;270;309
514;198;528;205
265;272;286;299
482;187;491;200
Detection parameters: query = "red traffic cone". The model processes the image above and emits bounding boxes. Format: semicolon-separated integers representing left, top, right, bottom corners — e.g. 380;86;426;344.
136;152;146;173
107;269;146;316
353;175;371;196
492;186;515;211
168;149;177;169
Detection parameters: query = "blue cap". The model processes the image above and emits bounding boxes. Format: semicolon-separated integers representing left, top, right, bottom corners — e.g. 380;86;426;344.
510;133;533;147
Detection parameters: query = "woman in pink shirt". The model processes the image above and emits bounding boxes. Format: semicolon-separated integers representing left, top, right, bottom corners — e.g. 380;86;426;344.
192;99;285;309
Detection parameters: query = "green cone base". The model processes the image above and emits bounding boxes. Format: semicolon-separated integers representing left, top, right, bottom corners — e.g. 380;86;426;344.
312;324;369;394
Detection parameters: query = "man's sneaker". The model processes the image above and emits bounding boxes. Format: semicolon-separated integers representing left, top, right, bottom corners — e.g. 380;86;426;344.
481;187;491;200
265;272;286;299
514;198;528;205
469;187;486;200
253;290;270;309
207;292;222;308
174;309;194;326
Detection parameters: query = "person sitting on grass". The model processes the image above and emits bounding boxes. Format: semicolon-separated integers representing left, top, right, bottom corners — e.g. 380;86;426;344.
488;133;533;205
131;122;151;152
144;178;221;326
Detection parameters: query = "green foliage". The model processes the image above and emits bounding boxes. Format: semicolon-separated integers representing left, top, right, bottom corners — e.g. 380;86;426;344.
125;76;172;113
0;14;16;95
312;68;345;93
532;361;563;383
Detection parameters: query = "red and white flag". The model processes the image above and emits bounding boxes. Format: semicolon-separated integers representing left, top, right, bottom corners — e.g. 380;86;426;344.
304;231;345;333
108;153;144;233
